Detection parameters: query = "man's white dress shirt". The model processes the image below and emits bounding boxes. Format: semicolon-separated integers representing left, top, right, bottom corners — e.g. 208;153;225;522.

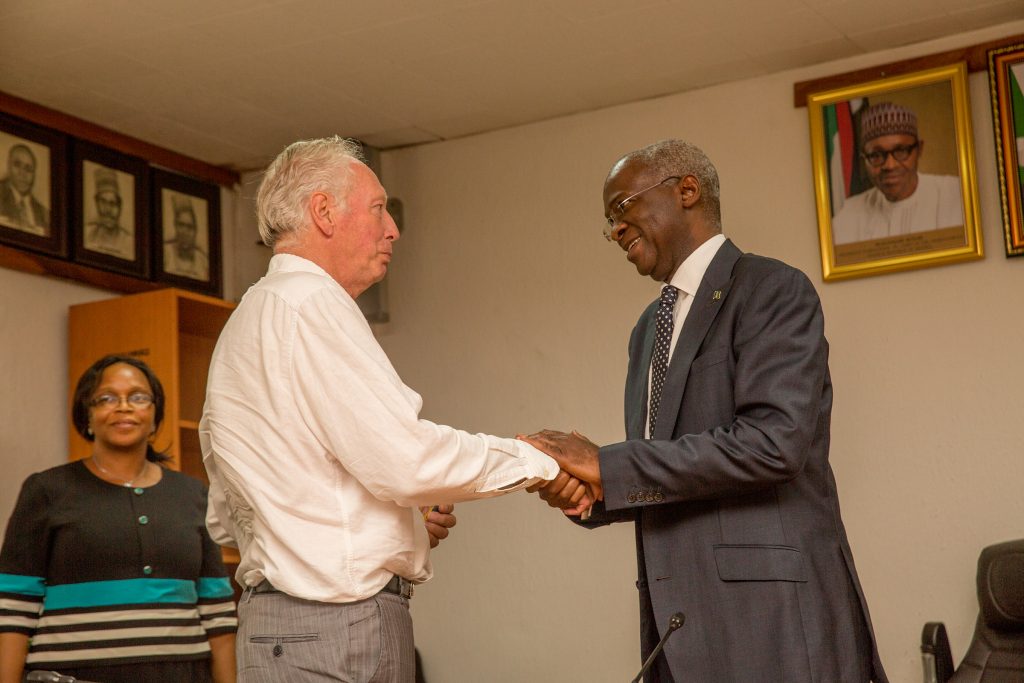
201;254;558;602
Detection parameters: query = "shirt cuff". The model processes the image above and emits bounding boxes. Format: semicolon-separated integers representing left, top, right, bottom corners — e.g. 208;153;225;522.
480;438;558;492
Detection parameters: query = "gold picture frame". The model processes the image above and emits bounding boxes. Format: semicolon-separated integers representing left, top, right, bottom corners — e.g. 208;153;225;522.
807;62;982;281
988;42;1024;257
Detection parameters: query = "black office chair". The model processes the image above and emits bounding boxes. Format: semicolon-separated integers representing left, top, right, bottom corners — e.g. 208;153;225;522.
921;538;1024;683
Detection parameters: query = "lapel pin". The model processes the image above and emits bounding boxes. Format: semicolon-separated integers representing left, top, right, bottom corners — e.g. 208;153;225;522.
712;290;722;300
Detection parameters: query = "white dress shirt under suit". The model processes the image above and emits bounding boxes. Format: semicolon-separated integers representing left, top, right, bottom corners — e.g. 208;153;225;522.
201;254;557;603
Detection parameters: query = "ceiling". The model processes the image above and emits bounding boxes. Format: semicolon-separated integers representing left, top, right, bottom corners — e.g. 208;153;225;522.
0;0;1020;171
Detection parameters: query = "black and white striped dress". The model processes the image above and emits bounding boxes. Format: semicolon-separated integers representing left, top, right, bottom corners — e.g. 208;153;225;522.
0;460;237;680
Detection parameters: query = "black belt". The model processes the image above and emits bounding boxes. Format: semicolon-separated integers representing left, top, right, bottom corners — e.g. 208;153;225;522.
250;576;413;599
382;574;415;599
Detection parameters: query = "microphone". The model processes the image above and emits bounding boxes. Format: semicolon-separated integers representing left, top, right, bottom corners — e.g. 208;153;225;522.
631;612;685;683
27;673;77;683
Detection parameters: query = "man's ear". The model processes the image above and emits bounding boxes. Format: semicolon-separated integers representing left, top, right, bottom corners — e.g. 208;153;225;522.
678;175;701;209
309;191;335;237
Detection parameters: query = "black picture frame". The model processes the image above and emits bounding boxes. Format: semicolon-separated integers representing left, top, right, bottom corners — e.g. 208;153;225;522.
71;140;150;278
0;113;68;258
152;168;221;297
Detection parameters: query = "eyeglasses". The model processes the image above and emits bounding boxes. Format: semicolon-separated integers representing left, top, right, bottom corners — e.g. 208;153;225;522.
861;143;918;167
90;392;155;409
604;176;680;240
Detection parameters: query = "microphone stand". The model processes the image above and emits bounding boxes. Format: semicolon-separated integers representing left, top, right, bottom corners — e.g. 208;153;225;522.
631;612;685;683
26;672;98;683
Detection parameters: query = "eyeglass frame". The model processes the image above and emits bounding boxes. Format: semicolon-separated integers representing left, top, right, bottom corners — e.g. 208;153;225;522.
89;392;155;409
860;142;919;168
603;175;681;240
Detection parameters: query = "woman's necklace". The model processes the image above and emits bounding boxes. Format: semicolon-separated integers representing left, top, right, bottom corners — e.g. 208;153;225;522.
91;454;148;487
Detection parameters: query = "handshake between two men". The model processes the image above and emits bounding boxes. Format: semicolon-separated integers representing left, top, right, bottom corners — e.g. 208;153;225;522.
419;429;601;549
518;429;603;517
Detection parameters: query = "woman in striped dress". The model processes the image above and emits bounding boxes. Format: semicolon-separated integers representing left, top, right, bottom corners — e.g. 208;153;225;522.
0;355;237;682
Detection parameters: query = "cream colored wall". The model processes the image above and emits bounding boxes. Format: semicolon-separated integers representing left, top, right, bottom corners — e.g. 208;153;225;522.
0;270;110;522
380;22;1024;683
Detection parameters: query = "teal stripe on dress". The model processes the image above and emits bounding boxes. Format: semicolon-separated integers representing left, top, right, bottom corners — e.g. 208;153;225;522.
0;573;45;597
196;576;234;599
43;578;196;610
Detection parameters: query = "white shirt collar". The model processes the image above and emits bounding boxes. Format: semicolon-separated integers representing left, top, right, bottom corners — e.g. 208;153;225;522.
268;252;331;278
667;233;727;297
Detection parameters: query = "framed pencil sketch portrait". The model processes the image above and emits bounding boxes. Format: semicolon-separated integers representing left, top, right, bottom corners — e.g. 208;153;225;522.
152;169;221;297
71;141;150;278
807;62;982;281
0;113;68;257
988;42;1024;257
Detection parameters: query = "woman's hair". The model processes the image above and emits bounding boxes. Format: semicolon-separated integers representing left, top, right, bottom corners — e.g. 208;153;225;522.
71;354;170;463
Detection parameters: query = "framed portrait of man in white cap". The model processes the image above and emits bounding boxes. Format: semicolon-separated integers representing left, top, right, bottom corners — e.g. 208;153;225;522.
152;168;221;297
71;140;150;278
807;62;982;281
0;113;67;258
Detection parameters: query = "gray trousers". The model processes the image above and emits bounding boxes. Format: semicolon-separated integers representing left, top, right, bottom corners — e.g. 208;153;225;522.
237;588;414;683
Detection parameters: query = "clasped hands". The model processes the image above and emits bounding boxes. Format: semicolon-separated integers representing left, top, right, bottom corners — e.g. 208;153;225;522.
420;429;601;546
518;429;603;517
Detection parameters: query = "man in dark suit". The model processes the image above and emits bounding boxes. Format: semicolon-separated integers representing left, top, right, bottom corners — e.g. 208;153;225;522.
0;144;49;235
524;140;888;682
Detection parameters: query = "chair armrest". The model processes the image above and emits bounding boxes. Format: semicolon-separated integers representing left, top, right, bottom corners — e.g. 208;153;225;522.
921;622;955;683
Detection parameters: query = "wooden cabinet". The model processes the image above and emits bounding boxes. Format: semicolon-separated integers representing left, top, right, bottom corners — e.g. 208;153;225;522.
68;288;239;565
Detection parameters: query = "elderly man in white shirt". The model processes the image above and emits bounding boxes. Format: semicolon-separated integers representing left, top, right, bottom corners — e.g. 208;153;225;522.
200;136;559;683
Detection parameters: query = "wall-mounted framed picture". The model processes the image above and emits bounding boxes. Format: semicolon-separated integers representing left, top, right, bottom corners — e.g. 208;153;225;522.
152;168;221;297
0;113;68;257
988;42;1024;258
807;62;982;281
71;140;150;278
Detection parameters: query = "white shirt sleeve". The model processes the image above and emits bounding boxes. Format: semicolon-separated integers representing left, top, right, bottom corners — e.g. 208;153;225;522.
289;288;558;508
204;455;238;548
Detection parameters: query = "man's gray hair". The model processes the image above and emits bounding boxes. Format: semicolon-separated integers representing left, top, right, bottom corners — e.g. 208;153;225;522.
617;140;721;227
256;136;366;247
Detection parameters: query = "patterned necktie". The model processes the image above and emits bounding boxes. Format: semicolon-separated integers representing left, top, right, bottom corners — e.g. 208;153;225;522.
649;285;679;435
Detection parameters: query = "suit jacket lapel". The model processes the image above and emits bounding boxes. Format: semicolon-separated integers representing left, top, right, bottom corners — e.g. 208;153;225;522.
652;239;742;440
626;304;657;440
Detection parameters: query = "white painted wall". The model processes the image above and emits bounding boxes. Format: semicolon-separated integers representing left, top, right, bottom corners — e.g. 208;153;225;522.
1;20;1022;683
379;22;1024;683
0;270;109;522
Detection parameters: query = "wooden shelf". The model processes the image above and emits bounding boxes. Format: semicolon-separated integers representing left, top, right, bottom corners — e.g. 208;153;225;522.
792;32;1024;107
0;90;240;188
0;244;162;294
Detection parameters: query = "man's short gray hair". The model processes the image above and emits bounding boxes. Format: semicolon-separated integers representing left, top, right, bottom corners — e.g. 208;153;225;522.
616;140;721;228
256;136;366;247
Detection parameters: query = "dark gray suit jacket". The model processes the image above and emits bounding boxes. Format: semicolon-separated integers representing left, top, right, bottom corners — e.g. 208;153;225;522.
586;240;888;682
0;178;48;231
